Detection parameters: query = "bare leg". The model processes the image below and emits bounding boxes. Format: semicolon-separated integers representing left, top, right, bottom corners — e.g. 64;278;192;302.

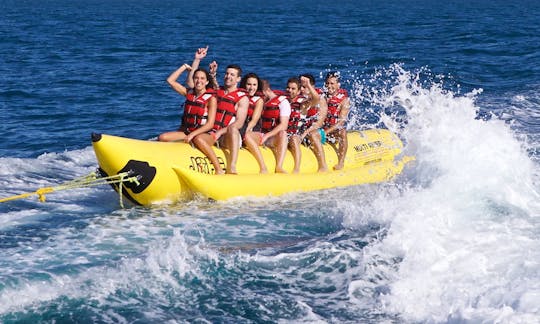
273;130;288;173
192;134;225;174
334;128;348;170
224;126;240;174
308;130;328;172
288;135;302;173
266;141;286;174
244;132;268;173
158;131;187;142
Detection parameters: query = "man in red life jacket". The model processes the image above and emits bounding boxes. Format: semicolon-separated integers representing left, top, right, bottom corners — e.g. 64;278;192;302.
285;77;305;173
285;76;321;173
193;63;249;174
323;71;350;170
259;79;291;173
298;74;328;172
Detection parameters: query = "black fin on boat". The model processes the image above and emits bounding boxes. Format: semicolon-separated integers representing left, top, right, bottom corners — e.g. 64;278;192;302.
118;160;157;194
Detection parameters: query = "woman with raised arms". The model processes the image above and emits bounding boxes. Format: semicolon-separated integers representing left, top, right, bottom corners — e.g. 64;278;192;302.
158;55;223;173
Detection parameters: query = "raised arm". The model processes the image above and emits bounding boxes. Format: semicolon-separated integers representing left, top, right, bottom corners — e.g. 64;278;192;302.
301;76;320;108
185;46;208;89
299;76;322;139
166;64;191;96
208;61;219;89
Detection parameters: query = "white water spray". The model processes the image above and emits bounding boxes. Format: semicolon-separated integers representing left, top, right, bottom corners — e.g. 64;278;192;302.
346;64;540;322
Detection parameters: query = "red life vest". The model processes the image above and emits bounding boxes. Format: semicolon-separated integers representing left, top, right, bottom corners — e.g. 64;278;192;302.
287;95;307;135
261;95;288;133
297;88;323;132
182;89;214;133
306;88;323;119
324;88;348;129
213;87;248;131
302;105;320;130
247;95;263;124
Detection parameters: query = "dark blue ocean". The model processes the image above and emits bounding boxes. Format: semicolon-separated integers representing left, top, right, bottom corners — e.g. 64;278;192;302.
2;0;540;322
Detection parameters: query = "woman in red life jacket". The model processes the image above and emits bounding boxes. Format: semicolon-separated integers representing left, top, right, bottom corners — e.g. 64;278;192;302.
298;74;328;172
247;79;291;173
158;64;221;172
323;71;351;170
240;73;268;173
185;45;209;89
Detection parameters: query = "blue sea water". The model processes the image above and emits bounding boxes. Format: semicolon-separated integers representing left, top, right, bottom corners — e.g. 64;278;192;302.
1;0;540;322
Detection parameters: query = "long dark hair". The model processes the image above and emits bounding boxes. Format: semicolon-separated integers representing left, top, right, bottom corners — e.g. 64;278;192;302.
192;68;216;90
240;72;262;92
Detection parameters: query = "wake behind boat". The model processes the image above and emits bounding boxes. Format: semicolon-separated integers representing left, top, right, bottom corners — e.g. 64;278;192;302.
92;129;413;205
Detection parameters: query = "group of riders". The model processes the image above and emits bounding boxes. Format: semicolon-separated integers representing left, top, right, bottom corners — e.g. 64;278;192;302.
159;46;350;175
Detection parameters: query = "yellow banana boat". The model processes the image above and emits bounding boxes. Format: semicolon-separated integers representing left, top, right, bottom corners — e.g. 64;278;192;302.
91;129;413;206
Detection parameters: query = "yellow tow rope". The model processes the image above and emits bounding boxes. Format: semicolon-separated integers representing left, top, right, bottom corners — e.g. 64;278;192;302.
0;171;140;208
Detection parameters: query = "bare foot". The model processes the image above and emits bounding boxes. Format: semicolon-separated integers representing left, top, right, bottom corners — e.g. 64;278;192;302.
318;167;328;172
260;168;269;174
333;163;344;171
275;168;287;174
226;169;238;175
215;169;225;175
292;168;300;174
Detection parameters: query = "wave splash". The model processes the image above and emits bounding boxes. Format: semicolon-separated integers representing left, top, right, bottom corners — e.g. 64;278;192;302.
345;64;540;322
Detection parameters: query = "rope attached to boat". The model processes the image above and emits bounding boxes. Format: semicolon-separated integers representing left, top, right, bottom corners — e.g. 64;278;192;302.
0;171;140;208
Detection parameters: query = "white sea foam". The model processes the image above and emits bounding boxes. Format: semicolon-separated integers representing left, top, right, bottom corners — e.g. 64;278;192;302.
346;65;540;322
0;223;209;316
0;147;98;198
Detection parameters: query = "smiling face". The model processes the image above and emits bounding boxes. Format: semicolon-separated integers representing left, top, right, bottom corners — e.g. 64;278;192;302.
325;76;340;96
286;81;300;99
193;70;209;92
223;67;241;89
245;77;259;96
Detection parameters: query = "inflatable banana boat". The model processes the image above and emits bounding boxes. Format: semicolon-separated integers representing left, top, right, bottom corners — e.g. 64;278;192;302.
91;129;413;205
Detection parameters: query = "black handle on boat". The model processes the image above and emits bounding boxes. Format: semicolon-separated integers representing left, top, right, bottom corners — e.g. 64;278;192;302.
91;133;102;142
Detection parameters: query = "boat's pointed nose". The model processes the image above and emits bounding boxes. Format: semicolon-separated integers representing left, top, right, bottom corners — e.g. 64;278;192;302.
91;132;102;143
